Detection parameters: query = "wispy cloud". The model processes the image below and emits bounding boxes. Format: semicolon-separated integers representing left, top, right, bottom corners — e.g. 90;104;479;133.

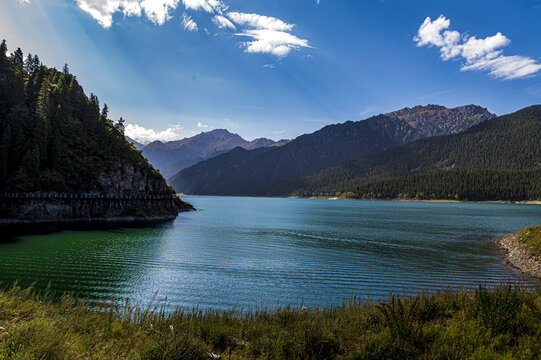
414;15;541;80
125;123;183;144
71;0;309;57
182;13;198;31
197;121;209;128
359;105;378;118
182;0;226;13
212;14;236;30
524;83;541;97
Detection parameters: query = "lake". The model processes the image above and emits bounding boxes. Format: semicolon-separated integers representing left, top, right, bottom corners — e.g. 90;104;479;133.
0;196;539;310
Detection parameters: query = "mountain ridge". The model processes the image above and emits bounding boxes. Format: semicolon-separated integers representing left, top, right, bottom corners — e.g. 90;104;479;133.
135;129;284;178
169;104;495;195
277;105;541;198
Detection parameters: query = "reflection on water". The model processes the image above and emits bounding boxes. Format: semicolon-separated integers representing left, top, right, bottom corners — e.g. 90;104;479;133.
0;197;539;310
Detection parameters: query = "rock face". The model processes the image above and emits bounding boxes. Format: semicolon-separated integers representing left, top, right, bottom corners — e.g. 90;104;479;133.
0;163;195;224
0;197;193;224
497;234;541;278
95;163;172;196
385;104;495;137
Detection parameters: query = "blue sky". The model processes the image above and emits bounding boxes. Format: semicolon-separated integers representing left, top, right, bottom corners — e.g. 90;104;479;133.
1;0;541;143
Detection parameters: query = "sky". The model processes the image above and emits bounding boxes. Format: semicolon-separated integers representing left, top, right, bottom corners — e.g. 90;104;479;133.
1;0;541;144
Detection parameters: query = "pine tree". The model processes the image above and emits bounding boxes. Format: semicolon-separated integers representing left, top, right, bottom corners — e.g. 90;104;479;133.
24;53;33;74
101;103;109;119
10;48;24;69
0;40;7;55
116;117;125;135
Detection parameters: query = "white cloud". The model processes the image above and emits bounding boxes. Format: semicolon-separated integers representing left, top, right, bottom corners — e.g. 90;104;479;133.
182;13;198;31
73;0;310;57
227;12;294;31
125;123;183;144
197;121;208;128
18;0;31;4
227;12;310;57
212;15;236;30
263;63;275;69
75;0;179;28
182;0;226;13
414;15;541;80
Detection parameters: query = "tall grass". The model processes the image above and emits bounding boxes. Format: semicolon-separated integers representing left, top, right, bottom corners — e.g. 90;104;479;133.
0;283;540;359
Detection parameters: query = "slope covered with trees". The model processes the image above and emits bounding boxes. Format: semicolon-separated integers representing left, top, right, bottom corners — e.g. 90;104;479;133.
170;105;494;195
282;106;541;200
0;40;181;201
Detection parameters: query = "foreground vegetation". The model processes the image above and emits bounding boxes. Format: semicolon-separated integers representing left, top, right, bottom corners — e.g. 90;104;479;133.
1;284;540;359
517;226;541;258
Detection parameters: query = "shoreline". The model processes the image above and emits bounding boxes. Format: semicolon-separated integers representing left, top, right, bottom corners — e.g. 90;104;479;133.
0;208;195;226
287;195;541;204
496;233;541;279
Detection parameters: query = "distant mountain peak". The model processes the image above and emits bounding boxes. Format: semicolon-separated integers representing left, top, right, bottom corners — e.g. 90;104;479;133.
138;128;278;178
385;104;496;137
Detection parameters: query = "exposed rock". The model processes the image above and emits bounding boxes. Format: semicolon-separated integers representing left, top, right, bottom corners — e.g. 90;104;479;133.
0;197;194;224
497;234;541;278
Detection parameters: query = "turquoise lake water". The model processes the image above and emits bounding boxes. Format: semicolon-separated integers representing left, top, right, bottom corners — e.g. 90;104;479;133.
0;196;539;310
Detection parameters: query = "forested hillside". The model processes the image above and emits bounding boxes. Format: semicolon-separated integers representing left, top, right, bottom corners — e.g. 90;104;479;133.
170;105;493;195
282;106;541;200
0;40;175;197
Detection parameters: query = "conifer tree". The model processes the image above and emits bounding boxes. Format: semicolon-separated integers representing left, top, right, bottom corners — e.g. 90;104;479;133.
101;103;109;119
0;40;7;55
116;117;125;135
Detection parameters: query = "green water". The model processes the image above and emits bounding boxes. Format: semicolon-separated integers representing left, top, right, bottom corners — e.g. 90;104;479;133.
0;197;539;310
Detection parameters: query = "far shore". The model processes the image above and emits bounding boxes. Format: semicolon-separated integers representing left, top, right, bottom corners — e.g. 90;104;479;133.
178;193;541;204
288;195;541;204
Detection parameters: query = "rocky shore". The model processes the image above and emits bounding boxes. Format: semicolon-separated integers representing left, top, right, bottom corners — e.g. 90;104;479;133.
497;233;541;278
0;197;194;225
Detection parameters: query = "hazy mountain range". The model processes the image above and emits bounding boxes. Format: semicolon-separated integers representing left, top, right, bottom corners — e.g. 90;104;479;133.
126;129;290;178
169;104;496;195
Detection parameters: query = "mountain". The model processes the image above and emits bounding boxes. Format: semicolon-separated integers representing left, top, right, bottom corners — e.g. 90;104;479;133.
269;139;292;147
244;138;276;150
280;105;541;199
169;105;495;195
138;129;280;178
0;43;191;221
126;136;145;150
385;104;495;137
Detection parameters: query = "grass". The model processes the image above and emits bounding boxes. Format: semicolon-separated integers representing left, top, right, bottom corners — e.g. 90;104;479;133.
0;283;540;359
517;225;541;258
